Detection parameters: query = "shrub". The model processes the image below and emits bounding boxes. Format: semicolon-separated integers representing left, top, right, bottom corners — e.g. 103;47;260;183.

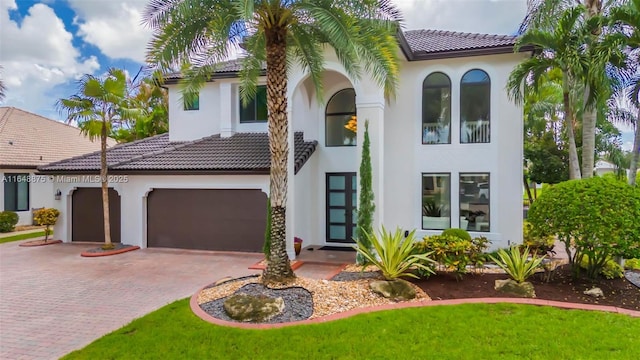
33;208;60;241
417;234;488;278
522;221;555;256
624;258;640;270
579;255;624;279
0;211;19;233
490;246;545;283
441;228;471;241
528;177;640;279
354;226;435;280
355;120;375;265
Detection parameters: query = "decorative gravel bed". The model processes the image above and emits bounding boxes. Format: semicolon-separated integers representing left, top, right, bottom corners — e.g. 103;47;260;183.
196;270;430;324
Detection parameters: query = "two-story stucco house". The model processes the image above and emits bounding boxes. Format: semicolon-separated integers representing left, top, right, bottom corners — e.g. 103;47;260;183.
39;29;532;256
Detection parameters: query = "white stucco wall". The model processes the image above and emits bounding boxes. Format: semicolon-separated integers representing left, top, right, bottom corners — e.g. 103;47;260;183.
0;170;55;225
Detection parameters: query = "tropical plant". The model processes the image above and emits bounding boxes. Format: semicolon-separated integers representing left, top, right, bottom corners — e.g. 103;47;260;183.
57;68;142;250
523;220;556;256
145;0;402;283
625;258;640;270
0;211;19;233
0;65;6;102
490;246;546;283
421;200;442;217
416;234;488;278
32;208;60;242
527;176;640;279
441;228;471;241
354;227;434;280
355;120;375;265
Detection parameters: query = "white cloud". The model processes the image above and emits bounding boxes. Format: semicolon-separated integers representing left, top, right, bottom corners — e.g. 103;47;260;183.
0;1;99;115
395;0;527;34
69;0;152;63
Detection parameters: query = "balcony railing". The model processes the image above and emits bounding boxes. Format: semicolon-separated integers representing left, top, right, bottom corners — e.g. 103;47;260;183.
462;120;490;143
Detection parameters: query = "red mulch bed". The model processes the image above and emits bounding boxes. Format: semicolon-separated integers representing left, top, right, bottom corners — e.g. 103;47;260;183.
410;265;640;311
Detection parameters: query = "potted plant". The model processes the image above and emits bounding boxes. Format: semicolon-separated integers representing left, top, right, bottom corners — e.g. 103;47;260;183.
422;200;448;229
294;237;303;256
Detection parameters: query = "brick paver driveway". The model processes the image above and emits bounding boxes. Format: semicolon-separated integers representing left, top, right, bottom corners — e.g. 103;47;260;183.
0;242;264;360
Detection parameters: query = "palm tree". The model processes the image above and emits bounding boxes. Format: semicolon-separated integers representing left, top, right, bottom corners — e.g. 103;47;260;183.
144;0;401;283
509;6;590;179
57;68;142;249
611;0;640;185
522;1;627;178
0;65;6;102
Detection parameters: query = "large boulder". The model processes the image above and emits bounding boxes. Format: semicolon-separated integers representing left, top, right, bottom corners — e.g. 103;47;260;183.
223;294;284;322
370;279;416;301
495;279;536;298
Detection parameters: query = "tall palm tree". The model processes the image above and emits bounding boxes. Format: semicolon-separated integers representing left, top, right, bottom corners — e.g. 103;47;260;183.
57;68;142;249
509;6;590;179
0;65;6;102
144;0;402;283
611;0;640;185
522;1;626;178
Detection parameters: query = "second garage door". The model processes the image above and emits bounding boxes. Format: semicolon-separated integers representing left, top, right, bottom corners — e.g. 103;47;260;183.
147;189;267;252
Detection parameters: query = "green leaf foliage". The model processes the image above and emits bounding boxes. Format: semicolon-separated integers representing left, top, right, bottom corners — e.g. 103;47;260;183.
441;228;471;241
0;211;19;233
355;120;375;264
33;208;60;241
354;227;435;280
528;176;640;278
490;246;545;283
417;234;489;278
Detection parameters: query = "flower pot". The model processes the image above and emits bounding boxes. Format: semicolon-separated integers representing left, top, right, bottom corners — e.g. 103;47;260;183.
294;242;302;256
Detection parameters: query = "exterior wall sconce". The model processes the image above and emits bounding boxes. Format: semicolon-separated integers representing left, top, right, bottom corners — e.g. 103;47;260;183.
54;189;61;200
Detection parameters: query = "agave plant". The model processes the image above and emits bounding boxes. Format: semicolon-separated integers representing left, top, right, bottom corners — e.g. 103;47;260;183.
354;226;435;280
490;246;546;283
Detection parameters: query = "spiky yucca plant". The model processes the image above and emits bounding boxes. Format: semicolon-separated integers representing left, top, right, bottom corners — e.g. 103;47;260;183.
490;246;546;283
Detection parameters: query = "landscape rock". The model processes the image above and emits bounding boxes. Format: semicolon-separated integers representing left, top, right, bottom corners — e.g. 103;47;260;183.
223;294;284;322
495;279;536;298
583;287;604;298
369;279;416;301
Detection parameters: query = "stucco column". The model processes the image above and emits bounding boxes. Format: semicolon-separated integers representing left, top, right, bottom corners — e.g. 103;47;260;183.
286;107;296;259
356;97;385;231
219;83;234;138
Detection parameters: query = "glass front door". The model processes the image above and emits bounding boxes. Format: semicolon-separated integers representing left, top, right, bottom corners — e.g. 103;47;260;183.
326;173;357;243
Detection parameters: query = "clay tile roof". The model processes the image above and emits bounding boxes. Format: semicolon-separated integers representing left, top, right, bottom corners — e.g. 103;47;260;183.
403;29;518;55
38;132;317;175
0;107;117;168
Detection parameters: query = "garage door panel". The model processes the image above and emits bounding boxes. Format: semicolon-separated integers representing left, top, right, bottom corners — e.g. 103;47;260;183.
147;189;267;252
72;188;121;243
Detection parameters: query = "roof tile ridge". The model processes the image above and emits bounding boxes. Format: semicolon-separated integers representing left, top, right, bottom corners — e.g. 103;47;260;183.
0;107;14;133
113;133;219;168
37;133;168;170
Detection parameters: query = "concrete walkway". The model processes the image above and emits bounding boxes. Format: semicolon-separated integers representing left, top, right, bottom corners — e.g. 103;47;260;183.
2;242;326;359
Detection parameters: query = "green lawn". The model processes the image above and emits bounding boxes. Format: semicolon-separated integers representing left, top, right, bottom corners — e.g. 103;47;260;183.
0;231;47;244
64;299;640;360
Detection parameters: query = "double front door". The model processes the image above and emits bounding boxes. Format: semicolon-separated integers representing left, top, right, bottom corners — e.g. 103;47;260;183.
326;173;357;244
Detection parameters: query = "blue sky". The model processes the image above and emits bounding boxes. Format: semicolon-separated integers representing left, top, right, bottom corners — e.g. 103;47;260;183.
0;0;633;149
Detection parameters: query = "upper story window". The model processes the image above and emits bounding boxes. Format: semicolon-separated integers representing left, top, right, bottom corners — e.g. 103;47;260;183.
3;173;29;212
460;69;490;143
183;93;199;111
240;85;268;123
422;72;451;144
326;88;357;147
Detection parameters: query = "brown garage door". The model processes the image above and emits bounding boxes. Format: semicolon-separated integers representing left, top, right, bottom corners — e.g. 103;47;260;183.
72;187;121;243
147;189;267;252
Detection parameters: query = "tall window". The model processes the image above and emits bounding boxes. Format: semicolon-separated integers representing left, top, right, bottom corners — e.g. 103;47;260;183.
422;173;451;230
460;173;490;232
240;85;268;123
183;93;199;111
422;72;451;144
326;88;357;146
3;173;29;211
460;69;490;143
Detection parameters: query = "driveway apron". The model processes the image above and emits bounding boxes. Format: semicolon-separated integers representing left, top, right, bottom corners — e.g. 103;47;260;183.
0;242;264;360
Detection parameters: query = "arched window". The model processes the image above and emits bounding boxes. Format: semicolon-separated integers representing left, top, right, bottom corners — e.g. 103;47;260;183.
422;72;451;144
325;88;356;146
460;69;490;143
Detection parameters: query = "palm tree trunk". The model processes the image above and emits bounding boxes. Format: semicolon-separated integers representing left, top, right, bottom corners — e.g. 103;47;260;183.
563;87;582;179
581;88;596;178
630;110;640;186
101;121;112;248
262;26;294;283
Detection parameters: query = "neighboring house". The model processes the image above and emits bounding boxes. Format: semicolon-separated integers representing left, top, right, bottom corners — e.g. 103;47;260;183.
40;29;531;255
0;107;115;225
